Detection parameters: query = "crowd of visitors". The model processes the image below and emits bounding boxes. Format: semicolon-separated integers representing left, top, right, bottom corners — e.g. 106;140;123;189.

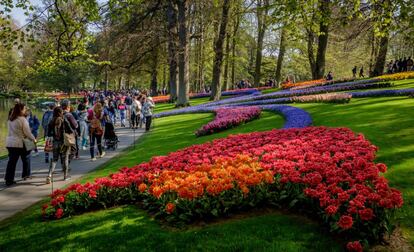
386;57;414;73
4;90;155;187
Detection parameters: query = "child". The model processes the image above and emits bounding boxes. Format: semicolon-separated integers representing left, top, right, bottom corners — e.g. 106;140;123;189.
118;102;127;127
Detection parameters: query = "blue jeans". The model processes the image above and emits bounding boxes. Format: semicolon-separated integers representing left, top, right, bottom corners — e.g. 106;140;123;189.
79;121;89;148
120;110;126;126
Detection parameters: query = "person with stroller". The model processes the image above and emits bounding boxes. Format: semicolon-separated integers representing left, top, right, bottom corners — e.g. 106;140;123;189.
104;120;118;150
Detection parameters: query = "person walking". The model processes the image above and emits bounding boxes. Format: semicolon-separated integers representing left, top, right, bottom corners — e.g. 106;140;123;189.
27;109;40;157
77;103;89;150
88;102;105;161
142;96;155;132
70;105;80;159
352;66;357;78
407;57;414;71
359;66;364;78
46;101;78;183
5;103;36;186
326;71;333;81
42;103;55;163
118;101;127;127
130;95;142;129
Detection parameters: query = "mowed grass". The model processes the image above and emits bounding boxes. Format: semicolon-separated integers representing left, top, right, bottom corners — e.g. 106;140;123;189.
0;112;342;251
2;85;414;251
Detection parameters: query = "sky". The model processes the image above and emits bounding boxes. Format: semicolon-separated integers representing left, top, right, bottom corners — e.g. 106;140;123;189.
10;0;43;26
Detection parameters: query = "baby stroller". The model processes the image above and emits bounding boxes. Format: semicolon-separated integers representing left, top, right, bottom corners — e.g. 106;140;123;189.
104;122;119;150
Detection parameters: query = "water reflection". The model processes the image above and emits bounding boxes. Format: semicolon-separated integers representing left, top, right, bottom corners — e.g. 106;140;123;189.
0;98;44;155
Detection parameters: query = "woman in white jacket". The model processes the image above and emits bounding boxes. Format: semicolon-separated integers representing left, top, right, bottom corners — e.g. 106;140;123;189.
5;103;36;186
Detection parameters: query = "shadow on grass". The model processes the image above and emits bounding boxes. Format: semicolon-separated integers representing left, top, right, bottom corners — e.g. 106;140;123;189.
0;205;342;251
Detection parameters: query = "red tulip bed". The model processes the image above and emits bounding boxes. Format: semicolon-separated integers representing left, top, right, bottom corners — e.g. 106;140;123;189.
42;127;402;251
195;106;261;136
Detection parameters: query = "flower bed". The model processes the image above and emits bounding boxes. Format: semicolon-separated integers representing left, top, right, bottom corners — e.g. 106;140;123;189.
281;79;327;89
195;107;261;136
155;104;312;129
190;88;261;99
205;81;390;108
291;93;352;103
377;71;414;81
350;88;414;98
43;127;402;251
153;95;171;104
232;93;352;105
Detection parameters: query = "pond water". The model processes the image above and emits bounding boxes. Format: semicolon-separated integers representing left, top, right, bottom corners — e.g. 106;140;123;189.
0;98;44;155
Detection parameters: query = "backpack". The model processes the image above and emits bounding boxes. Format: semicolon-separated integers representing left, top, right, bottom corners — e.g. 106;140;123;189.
90;112;103;136
42;111;53;130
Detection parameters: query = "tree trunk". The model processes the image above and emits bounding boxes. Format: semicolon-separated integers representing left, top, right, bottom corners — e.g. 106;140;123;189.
167;0;179;102
176;0;190;106
126;69;130;89
275;26;287;87
210;0;231;101
150;47;159;96
223;32;230;90
231;14;240;89
104;68;109;91
314;0;330;79
307;30;317;79
254;0;269;87
371;35;389;77
118;75;122;90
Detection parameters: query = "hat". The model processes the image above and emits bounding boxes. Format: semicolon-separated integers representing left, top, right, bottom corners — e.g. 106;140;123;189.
14;98;20;104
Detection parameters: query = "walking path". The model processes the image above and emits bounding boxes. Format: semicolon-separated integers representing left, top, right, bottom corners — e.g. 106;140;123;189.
0;127;144;221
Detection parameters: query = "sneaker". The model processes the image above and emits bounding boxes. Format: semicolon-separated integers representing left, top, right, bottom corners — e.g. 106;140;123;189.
64;176;71;181
100;152;106;158
46;177;51;184
32;152;39;157
5;181;16;186
91;157;97;161
82;146;87;151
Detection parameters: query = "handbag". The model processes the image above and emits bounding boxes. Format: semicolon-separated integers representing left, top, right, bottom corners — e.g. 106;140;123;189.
63;115;76;147
44;137;53;152
23;138;36;151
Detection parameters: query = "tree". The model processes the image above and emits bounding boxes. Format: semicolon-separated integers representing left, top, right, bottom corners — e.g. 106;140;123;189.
254;0;270;86
166;0;179;101
210;0;231;101
176;0;190;106
275;25;287;86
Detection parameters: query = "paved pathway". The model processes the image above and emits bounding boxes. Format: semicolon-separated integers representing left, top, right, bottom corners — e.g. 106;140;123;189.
0;127;144;221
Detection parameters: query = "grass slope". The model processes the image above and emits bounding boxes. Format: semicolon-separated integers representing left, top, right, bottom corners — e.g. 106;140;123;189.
2;82;414;251
1;112;342;251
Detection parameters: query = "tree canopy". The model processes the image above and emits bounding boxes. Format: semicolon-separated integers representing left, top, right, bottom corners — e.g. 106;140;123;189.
1;0;413;102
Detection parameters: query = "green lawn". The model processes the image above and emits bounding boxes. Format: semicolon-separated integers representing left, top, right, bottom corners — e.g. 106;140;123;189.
2;84;414;251
2;112;344;251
